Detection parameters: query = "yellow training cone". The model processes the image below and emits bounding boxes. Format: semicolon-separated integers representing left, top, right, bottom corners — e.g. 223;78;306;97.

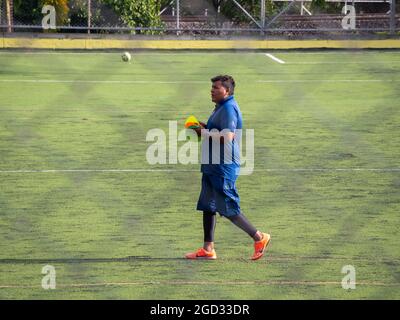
184;115;200;129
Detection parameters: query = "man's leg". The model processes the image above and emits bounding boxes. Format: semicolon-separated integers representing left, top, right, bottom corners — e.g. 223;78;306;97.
185;210;217;260
227;213;263;241
210;176;265;242
228;213;271;260
185;174;218;259
203;211;216;252
210;175;270;260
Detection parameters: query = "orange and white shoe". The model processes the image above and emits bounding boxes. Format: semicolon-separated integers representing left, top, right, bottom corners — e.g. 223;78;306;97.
251;233;271;260
185;247;217;260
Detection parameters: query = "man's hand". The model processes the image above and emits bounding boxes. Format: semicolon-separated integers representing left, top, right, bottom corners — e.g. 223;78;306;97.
193;126;202;137
192;121;206;137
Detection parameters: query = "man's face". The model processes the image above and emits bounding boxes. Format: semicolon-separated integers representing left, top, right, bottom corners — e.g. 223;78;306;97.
211;81;229;104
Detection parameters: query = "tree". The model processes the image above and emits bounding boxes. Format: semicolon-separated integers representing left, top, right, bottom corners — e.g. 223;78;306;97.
40;0;69;26
310;0;327;13
13;0;42;26
213;0;276;24
102;0;163;34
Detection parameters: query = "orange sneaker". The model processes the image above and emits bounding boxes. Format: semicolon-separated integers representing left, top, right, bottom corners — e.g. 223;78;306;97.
251;233;271;260
185;248;217;260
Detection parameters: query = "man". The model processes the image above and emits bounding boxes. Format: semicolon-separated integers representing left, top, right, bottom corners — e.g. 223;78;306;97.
185;75;271;261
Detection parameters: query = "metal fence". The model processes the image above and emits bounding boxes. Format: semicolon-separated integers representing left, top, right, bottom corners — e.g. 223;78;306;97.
0;0;399;36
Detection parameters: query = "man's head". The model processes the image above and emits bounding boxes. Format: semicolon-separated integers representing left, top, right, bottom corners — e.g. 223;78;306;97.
210;75;235;104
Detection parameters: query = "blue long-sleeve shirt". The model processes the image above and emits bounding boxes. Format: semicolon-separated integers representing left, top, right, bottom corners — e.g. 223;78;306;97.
200;95;243;179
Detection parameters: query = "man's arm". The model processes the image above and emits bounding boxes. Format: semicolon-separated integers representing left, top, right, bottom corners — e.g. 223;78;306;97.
193;127;234;143
193;107;237;143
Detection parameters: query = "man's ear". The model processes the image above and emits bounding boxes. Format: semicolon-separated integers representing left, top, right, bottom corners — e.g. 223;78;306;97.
225;87;230;97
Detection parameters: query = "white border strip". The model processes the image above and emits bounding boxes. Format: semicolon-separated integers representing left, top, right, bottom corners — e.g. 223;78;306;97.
0;79;208;84
0;280;398;289
1;79;399;84
0;51;399;55
257;79;400;83
265;53;285;64
0;168;399;173
286;61;400;64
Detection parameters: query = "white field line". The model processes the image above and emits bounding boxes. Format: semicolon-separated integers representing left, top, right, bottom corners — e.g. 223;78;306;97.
0;79;208;84
271;51;400;55
0;51;399;56
1;79;399;84
0;168;399;174
0;169;198;173
0;280;398;289
265;53;285;64
286;61;400;64
0;108;182;113
257;79;400;83
0;52;254;56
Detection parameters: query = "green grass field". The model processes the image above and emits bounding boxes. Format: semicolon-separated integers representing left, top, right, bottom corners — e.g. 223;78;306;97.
0;49;399;299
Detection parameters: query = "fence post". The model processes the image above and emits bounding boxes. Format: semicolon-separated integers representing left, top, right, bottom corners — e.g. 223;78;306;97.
261;0;266;35
6;0;13;33
176;0;180;35
390;0;396;35
88;0;91;34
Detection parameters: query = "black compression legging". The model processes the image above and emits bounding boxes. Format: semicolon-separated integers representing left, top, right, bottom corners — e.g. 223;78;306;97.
203;211;258;242
228;213;258;238
203;211;217;242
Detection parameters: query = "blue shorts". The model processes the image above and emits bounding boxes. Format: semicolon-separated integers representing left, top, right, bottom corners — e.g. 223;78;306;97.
196;173;241;217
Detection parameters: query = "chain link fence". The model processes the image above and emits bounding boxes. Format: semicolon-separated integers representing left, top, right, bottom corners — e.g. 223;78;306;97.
0;0;399;36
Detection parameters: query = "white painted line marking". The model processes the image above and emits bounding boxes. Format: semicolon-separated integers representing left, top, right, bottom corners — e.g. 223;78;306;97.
0;52;251;56
0;50;399;56
0;280;398;289
1;79;399;84
0;169;197;173
265;53;285;64
257;79;400;83
0;108;181;113
286;61;400;64
0;79;207;84
0;168;399;174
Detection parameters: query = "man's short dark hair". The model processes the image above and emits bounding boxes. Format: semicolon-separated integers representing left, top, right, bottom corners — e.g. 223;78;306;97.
211;75;235;95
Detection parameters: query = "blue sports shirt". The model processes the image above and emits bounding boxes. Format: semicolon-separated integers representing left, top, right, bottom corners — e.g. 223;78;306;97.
201;95;243;179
